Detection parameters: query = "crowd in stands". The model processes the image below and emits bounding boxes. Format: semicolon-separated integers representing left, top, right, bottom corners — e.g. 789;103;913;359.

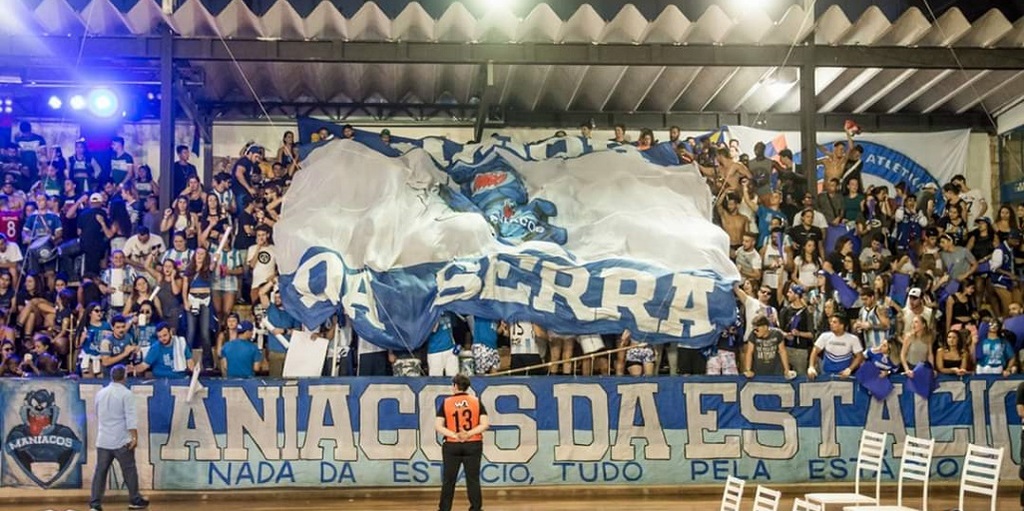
1;119;1018;382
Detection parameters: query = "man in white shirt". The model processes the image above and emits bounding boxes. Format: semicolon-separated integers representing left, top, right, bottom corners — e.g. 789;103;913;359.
122;227;165;269
89;365;148;511
951;174;987;226
808;313;864;378
0;234;23;282
247;225;276;303
791;193;829;229
99;251;138;311
733;232;762;282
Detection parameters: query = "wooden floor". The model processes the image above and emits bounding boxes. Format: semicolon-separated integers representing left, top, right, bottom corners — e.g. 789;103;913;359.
8;492;1021;511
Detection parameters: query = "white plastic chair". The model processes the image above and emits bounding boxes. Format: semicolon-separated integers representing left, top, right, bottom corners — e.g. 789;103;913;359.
794;498;823;511
957;444;1004;511
720;475;745;511
806;430;887;510
842;436;935;511
753;485;782;511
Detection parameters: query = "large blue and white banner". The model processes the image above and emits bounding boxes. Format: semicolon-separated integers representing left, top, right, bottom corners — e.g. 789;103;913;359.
277;124;739;351
0;376;1020;490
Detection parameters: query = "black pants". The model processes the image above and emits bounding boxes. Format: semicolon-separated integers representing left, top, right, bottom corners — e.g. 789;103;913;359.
83;248;106;276
677;348;707;375
438;441;483;511
1019;427;1024;507
90;446;143;508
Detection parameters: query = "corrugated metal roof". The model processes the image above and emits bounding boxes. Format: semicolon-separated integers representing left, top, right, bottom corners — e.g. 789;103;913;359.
7;1;1024;118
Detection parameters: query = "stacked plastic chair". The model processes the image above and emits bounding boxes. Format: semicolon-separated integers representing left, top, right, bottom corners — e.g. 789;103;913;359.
805;430;887;510
719;476;745;511
957;444;1004;511
842;436;935;511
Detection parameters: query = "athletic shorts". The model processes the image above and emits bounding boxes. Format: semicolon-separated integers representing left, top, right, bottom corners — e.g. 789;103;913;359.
473;344;500;373
626;345;654;365
706;351;738;375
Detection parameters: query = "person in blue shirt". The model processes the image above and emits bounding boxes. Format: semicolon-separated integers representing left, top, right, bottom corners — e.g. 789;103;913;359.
220;320;261;378
79;303;111;378
89;364;149;511
99;315;136;378
470;316;500;374
976;319;1018;377
427;313;458;376
133;322;192;378
265;293;300;378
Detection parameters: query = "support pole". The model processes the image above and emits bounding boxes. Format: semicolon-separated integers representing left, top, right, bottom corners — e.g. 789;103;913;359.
800;61;817;195
799;0;817;196
158;28;174;211
472;62;497;143
202;115;214;185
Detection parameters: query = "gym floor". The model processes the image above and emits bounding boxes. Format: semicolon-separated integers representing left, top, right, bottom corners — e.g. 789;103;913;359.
3;490;1018;511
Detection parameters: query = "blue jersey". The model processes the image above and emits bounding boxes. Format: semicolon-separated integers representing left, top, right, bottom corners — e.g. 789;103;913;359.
892;207;923;250
98;332;134;375
866;349;898;373
133;324;158;364
144;341;190;378
221;339;262;378
858;306;886;350
83;322;111;356
98;332;133;358
978;337;1013;369
23;211;61;240
470;316;498;350
427;314;455;354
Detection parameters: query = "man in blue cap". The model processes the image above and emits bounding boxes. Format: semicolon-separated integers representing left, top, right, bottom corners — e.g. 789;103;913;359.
219;320;262;378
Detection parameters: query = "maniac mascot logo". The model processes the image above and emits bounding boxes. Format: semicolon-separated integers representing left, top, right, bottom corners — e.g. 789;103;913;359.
4;389;82;488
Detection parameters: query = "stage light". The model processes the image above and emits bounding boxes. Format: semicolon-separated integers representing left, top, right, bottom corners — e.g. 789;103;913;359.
69;95;86;110
87;88;119;118
2;107;10;114
3;99;11;107
47;96;62;110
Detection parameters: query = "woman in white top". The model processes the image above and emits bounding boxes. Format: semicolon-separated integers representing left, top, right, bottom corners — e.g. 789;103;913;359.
791;238;821;290
161;196;199;250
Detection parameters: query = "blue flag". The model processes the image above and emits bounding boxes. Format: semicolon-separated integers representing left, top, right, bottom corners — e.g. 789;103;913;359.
825;271;859;309
856;362;894;400
889;273;910;307
905;363;937;399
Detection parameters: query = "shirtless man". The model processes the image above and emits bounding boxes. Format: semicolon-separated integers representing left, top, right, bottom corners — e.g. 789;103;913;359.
702;148;751;197
717;194;749;251
818;131;854;183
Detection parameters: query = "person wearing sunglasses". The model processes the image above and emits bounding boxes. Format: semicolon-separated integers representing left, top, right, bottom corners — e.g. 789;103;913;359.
78;303;110;378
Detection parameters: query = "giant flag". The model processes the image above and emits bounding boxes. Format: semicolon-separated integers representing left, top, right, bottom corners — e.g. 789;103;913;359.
275;130;740;352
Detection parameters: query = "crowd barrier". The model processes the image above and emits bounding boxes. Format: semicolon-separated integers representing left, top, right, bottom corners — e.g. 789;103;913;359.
0;375;1021;490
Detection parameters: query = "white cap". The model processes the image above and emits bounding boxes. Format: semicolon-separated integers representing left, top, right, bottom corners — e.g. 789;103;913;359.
89;193;104;203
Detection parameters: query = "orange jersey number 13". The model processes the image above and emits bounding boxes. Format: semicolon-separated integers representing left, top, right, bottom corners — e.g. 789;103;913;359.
443;396;481;442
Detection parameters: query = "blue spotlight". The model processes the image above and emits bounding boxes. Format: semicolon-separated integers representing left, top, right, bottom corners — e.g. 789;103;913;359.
47;96;62;110
69;95;86;110
87;88;118;118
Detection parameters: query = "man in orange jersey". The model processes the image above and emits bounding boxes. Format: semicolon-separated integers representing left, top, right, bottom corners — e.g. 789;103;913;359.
435;374;490;511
